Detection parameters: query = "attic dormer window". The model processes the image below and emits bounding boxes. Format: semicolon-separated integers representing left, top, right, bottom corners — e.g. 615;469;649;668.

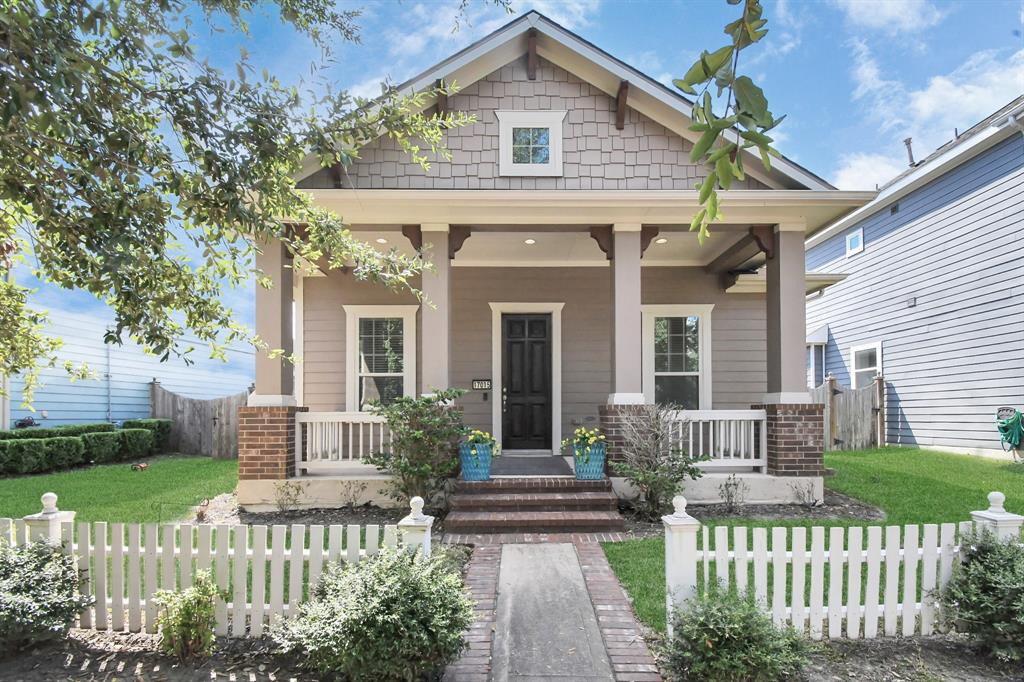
496;110;565;176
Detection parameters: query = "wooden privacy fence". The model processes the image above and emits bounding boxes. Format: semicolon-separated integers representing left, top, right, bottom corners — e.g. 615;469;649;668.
1;495;433;638
663;492;1024;640
810;375;885;451
150;381;249;458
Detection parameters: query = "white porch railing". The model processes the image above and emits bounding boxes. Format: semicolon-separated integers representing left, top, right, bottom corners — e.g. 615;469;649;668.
668;409;767;471
295;412;390;475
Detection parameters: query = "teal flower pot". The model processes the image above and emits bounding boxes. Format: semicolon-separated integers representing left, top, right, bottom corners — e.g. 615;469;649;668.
573;442;606;480
459;442;493;481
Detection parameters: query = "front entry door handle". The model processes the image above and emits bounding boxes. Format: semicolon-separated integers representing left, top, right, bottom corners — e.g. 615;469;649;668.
502;387;508;412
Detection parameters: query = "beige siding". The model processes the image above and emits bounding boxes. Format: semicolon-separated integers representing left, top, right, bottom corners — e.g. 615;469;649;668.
301;266;767;425
298;56;768;191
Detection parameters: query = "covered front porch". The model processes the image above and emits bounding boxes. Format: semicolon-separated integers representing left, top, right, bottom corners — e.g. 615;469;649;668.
237;189;870;509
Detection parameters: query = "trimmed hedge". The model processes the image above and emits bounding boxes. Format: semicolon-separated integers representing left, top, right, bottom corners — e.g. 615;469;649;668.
0;422;114;440
119;429;154;461
82;432;122;463
55;423;116;437
121;419;171;454
0;440;46;475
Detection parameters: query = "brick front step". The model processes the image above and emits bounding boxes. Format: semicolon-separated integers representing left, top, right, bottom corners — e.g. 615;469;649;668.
450;491;619;512
445;510;626;533
455;477;612;494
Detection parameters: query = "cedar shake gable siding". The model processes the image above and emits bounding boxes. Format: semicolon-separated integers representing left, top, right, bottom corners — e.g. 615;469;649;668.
297;56;768;191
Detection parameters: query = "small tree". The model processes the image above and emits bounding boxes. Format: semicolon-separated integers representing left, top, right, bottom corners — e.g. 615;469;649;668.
610;403;705;520
366;389;465;507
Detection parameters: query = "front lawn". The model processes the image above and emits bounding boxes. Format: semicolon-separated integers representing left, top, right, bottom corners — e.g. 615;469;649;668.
0;455;237;523
604;447;1024;632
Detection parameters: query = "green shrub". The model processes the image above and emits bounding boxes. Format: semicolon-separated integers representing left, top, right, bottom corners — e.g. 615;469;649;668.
122;419;172;454
2;439;48;475
82;432;122;463
0;541;93;657
153;569;225;662
273;549;474;681
43;437;85;470
366;389;465;507
119;428;154;460
942;530;1024;663
664;588;809;682
55;423;116;437
0;427;63;441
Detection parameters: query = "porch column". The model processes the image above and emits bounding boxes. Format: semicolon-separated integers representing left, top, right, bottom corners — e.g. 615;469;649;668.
239;237;304;491
756;222;824;480
608;223;644;404
420;223;450;393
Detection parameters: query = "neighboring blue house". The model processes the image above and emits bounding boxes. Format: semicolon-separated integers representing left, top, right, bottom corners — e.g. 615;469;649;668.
805;96;1024;457
1;307;254;429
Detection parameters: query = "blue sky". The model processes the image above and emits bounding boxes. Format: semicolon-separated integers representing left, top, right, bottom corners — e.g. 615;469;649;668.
20;0;1024;379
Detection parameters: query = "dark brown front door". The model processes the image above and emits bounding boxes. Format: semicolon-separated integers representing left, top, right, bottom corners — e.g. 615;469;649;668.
502;314;552;450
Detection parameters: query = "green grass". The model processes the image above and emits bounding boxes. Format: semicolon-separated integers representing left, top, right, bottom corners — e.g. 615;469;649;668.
0;455;237;523
604;447;1024;633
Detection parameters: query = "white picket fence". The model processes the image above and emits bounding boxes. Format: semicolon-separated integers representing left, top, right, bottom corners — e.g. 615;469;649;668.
0;495;432;638
663;492;1024;640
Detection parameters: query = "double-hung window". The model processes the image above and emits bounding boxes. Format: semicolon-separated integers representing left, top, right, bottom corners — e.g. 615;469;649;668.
641;305;713;409
849;341;882;389
344;305;418;411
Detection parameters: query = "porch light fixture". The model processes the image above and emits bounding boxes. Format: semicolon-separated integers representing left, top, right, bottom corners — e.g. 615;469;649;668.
655;238;668;244
524;238;536;245
375;238;388;244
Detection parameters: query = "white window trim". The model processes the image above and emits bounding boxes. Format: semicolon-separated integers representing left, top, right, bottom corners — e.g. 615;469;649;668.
641;304;714;409
807;342;826;388
845;227;864;257
495;110;566;177
343;305;418;411
849;340;882;389
489;302;564;453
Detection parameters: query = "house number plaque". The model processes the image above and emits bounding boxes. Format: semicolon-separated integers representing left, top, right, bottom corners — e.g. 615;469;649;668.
472;379;492;391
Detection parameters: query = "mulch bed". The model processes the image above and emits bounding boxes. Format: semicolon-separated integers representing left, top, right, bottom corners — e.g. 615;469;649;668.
192;492;446;533
618;488;886;537
804;635;1023;681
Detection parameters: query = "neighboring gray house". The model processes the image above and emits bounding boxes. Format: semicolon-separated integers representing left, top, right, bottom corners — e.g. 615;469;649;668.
805;96;1024;457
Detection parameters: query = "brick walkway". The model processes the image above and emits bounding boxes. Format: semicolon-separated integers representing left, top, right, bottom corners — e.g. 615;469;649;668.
444;541;661;682
442;531;631;545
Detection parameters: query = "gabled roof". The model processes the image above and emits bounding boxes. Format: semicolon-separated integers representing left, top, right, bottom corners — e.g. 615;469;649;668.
807;95;1024;248
300;10;834;191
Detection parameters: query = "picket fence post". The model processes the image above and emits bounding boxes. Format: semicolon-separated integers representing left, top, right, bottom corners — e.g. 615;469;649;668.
662;495;701;636
970;491;1024;541
398;496;434;558
23;492;75;543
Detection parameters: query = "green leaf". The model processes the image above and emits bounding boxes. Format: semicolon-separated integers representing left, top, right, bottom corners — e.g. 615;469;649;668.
733;76;770;125
759;146;773;171
698;171;717;204
673;78;697;95
689;128;719;163
690;207;707;233
702;45;734;77
716;156;733;190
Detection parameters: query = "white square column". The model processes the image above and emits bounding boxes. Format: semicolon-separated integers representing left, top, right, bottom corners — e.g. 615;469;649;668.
765;223;811;403
420;223;450;394
609;223;644;405
250;238;296;407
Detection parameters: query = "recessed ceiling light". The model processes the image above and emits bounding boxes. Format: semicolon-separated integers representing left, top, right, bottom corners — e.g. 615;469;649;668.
655;237;668;245
375;238;388;244
524;238;536;245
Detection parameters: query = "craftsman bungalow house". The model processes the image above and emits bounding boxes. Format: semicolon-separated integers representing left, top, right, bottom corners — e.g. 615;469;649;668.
236;12;873;523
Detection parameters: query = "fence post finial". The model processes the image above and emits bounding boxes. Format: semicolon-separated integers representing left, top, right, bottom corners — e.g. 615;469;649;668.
399;496;434;558
24;492;75;543
663;493;701;637
971;491;1023;541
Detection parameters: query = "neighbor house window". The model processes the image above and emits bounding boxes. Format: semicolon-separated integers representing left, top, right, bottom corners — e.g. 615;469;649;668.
846;227;864;256
641;305;713;409
496;110;566;176
343;305;418;411
807;344;825;388
849;341;882;389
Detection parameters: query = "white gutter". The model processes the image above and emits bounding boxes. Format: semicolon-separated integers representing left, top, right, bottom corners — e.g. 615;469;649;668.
807;103;1024;249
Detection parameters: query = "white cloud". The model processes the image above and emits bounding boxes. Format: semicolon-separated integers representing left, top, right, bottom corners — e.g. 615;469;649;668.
348;74;390;99
524;0;601;29
832;152;907;189
831;0;947;34
835;44;1024;188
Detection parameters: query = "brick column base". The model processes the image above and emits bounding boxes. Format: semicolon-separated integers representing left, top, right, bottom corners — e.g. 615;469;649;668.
238;405;307;480
598;404;644;466
752;403;824;477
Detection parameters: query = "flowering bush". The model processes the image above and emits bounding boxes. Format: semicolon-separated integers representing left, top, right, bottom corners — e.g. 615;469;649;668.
562;427;606;462
463;429;500;460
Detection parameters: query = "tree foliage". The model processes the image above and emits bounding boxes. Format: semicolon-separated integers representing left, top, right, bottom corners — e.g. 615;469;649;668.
674;0;786;239
0;0;505;401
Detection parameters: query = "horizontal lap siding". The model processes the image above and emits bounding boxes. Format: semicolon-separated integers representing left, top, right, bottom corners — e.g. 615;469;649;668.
10;310;253;425
302;266;769;429
806;134;1024;452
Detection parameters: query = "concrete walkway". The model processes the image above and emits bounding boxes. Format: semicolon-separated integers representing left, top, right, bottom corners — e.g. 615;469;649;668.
492;543;615;681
